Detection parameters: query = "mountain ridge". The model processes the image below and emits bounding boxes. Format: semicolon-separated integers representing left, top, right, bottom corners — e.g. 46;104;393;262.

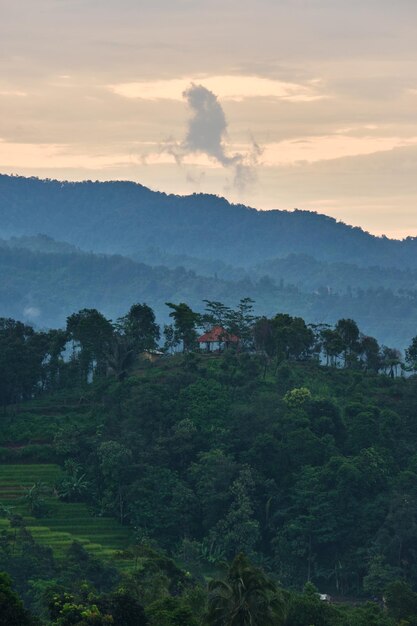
1;173;416;268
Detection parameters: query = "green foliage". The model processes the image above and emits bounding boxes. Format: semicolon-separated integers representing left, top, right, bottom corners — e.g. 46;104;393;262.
66;308;114;381
206;553;285;626
406;335;417;371
6;299;417;623
147;596;198;626
283;387;312;408
166;302;200;352
384;580;417;623
0;572;34;626
57;461;89;502
20;481;50;517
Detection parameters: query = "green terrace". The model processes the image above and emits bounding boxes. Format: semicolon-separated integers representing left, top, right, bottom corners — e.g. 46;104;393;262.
0;463;137;572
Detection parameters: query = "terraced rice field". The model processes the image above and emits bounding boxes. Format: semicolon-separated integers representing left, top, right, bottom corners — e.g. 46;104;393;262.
0;463;136;572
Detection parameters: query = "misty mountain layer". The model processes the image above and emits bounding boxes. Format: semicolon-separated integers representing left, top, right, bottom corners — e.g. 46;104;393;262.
1;174;417;268
1;175;417;349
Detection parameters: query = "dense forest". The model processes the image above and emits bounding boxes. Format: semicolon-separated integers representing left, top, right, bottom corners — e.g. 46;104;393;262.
2;298;417;624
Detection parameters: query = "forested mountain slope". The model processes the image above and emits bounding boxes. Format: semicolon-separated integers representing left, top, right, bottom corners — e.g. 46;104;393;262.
1;245;417;348
2;310;417;624
1;174;417;268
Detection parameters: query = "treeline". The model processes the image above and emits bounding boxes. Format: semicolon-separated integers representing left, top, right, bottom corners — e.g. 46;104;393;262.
1;297;415;409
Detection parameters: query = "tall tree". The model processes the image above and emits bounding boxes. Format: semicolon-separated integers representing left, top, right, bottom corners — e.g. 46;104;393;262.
405;335;417;371
118;303;160;353
226;298;257;348
202;300;232;328
66;308;114;381
206;553;285;626
335;318;360;366
359;335;381;372
165;302;200;352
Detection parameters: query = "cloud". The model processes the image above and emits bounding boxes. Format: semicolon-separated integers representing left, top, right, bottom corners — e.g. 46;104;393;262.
23;306;41;320
162;83;262;191
183;84;235;165
109;75;326;102
262;134;417;165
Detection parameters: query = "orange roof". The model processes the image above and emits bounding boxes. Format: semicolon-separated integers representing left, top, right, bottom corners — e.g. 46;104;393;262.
198;325;239;343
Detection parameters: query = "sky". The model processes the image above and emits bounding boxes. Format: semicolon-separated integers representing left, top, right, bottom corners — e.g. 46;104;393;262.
1;0;417;238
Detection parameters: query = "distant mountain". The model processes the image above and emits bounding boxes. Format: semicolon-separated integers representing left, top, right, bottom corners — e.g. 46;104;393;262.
0;245;416;349
1;174;417;268
132;248;417;294
0;233;81;255
252;254;417;293
2;174;417;348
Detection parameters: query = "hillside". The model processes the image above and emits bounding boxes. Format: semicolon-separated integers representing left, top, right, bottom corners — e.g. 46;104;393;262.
1;333;417;624
1;174;417;268
1;245;417;348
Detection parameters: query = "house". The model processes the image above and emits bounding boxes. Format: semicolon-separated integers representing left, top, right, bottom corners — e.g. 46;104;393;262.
198;325;239;353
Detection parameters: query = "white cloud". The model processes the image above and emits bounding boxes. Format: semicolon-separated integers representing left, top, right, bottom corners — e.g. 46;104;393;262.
263;135;417;165
108;74;326;103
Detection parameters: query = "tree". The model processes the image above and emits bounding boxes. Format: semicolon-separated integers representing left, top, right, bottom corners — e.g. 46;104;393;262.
0;572;34;626
118;303;160;354
147;596;198;626
381;346;402;378
206;553;285;626
104;334;135;380
165;302;200;352
285;583;339;626
97;441;133;523
359;335;381;372
335;318;360;366
363;555;399;597
57;460;89;502
253;317;275;357
272;314;314;361
320;328;344;366
43;328;68;389
202;300;232;328
283;387;312;409
48;590;116;626
226;298;256;348
405;335;417;371
0;317;48;408
209;468;260;559
101;591;148;626
20;481;50;517
66;308;114;381
384;580;417;622
163;323;180;354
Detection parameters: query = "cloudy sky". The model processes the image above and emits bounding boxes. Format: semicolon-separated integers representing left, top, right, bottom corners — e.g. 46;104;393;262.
1;0;417;237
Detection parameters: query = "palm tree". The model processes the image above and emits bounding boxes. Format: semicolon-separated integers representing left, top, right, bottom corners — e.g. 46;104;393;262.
20;481;49;516
58;465;89;501
206;553;285;626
